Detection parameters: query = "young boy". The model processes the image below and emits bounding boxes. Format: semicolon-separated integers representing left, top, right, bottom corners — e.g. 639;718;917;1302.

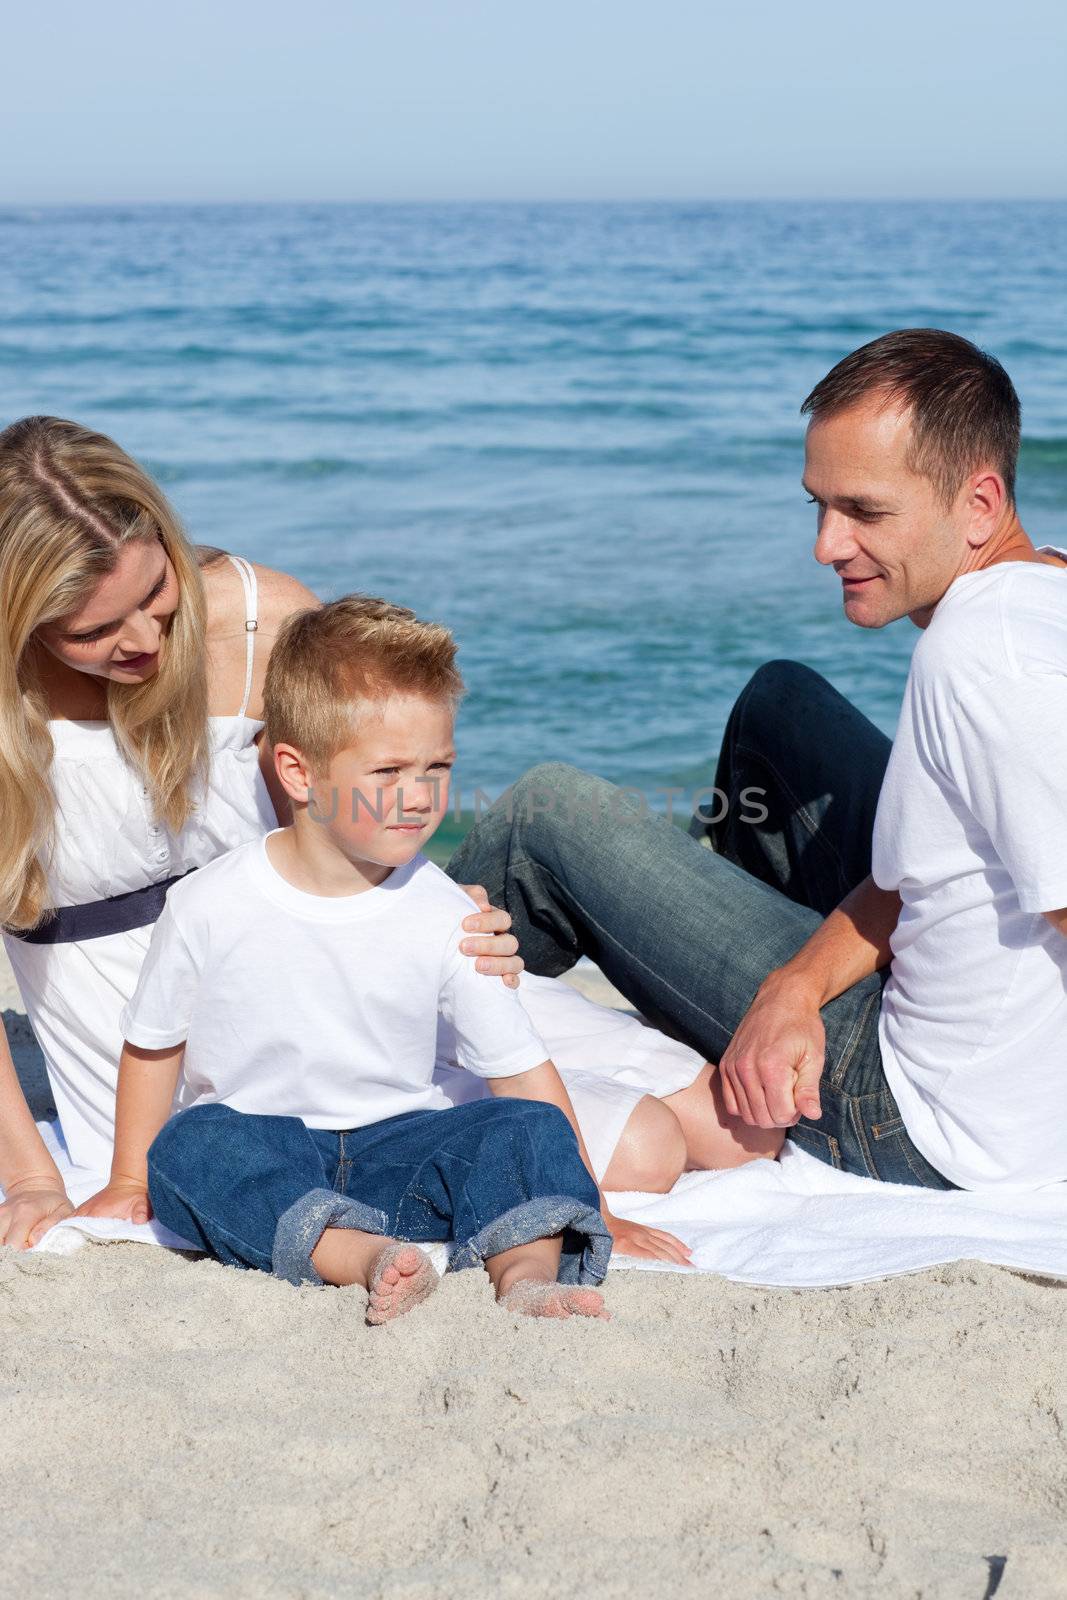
79;597;612;1323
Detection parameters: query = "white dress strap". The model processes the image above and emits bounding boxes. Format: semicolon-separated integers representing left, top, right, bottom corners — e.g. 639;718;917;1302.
224;554;259;717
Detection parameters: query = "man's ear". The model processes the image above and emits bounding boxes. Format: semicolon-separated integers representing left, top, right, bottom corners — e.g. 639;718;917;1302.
963;469;1007;548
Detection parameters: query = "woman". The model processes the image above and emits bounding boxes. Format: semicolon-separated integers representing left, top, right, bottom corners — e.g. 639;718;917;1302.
0;418;756;1262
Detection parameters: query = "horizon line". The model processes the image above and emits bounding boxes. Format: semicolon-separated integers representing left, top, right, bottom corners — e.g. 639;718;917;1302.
0;194;1064;210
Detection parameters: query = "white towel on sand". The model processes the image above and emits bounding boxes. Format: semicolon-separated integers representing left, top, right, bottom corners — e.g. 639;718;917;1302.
18;1119;1067;1288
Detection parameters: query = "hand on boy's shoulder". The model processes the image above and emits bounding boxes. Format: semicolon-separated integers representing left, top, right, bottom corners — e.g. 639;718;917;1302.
437;874;524;988
419;867;524;989
407;859;491;930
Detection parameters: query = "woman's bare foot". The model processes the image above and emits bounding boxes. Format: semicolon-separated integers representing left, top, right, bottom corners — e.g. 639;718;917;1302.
500;1278;610;1320
365;1243;439;1325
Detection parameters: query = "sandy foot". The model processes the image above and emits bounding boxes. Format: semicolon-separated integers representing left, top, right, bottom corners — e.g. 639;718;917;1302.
500;1280;610;1320
365;1243;439;1325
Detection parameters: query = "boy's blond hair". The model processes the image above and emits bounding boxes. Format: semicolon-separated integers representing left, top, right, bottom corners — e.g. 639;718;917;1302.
263;594;465;772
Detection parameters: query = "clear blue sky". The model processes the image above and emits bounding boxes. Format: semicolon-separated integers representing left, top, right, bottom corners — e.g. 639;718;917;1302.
2;0;1064;203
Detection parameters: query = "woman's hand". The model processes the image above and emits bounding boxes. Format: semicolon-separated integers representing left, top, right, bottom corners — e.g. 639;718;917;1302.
0;1179;75;1250
73;1180;152;1226
603;1210;693;1266
459;884;524;989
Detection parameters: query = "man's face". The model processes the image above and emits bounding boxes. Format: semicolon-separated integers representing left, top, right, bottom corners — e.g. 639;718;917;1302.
803;398;972;629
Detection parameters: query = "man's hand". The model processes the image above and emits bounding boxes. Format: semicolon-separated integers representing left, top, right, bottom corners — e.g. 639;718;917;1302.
0;1179;74;1250
718;973;826;1128
715;875;899;1129
459;884;524;989
73;1180;152;1226
604;1210;693;1266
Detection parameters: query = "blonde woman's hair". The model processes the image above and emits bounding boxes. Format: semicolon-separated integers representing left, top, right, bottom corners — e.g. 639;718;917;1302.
0;416;212;932
263;595;465;773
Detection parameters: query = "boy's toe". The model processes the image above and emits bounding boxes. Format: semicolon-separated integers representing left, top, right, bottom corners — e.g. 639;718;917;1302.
365;1243;439;1326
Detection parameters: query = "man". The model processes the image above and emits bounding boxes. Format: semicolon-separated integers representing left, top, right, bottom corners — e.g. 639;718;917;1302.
448;329;1067;1191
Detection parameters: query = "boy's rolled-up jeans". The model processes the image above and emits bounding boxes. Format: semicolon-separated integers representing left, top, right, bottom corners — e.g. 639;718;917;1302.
147;1096;611;1287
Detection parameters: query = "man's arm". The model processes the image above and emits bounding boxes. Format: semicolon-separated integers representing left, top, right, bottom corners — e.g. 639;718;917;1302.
719;875;901;1129
74;1041;186;1221
1044;908;1067;938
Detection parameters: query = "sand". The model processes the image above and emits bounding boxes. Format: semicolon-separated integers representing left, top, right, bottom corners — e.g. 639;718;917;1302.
3;946;1066;1598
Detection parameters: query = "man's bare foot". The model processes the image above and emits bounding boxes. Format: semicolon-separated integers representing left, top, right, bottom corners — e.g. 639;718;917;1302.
365;1243;439;1325
500;1279;610;1321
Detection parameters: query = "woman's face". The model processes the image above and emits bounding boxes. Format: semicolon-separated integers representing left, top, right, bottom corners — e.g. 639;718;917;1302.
36;537;179;682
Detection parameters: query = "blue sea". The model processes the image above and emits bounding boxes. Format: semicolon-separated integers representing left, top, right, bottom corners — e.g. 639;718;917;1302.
2;202;1065;834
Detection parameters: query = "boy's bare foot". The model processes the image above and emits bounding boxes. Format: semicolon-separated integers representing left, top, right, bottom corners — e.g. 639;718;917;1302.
365;1243;439;1325
485;1235;608;1320
500;1278;610;1321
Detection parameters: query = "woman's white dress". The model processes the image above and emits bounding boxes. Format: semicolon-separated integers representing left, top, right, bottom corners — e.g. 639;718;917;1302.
3;555;703;1183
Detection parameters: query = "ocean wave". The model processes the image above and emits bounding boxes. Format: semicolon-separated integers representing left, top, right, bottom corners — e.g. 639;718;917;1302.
152;457;374;484
1020;437;1067;468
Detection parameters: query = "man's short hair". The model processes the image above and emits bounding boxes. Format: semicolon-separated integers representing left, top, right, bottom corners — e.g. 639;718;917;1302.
263;594;465;771
800;329;1021;506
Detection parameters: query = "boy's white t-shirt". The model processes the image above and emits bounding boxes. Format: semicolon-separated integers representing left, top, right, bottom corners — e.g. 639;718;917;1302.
871;550;1067;1190
119;833;549;1129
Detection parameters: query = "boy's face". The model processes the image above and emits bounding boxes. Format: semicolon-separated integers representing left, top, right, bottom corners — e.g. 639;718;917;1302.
309;694;456;871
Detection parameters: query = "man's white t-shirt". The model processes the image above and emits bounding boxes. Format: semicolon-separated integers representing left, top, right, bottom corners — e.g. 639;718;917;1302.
872;550;1067;1190
119;832;549;1129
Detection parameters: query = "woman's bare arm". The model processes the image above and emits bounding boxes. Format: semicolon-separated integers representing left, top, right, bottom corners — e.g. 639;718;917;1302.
0;1013;64;1188
0;1013;73;1248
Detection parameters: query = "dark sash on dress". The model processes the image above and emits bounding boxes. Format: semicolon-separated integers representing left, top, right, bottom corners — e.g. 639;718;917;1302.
5;867;199;945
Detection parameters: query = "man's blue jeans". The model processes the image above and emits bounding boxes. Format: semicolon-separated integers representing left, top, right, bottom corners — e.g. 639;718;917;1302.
447;660;954;1189
148;1097;612;1286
